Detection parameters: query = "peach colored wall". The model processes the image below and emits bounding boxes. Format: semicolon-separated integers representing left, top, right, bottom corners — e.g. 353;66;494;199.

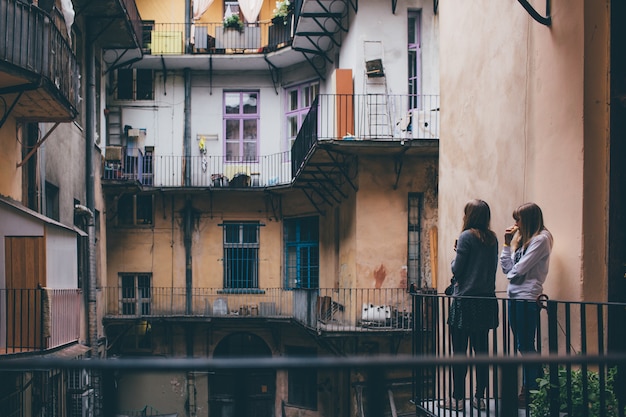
0;119;22;201
355;156;438;290
438;0;608;302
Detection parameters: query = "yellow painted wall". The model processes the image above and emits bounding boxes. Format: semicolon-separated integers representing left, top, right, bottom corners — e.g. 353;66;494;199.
136;0;282;23
106;155;438;294
136;0;186;23
0;118;22;200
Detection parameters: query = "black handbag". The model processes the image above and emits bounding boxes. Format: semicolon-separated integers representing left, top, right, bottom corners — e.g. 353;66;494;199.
444;276;456;295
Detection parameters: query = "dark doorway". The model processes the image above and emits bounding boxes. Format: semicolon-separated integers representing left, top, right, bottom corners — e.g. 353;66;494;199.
209;332;275;417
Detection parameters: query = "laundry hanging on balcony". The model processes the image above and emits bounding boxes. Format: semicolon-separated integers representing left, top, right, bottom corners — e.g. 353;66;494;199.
191;0;214;46
238;0;264;23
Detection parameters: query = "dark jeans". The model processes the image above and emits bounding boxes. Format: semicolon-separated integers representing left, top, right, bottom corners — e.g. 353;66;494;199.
508;299;542;390
451;327;490;400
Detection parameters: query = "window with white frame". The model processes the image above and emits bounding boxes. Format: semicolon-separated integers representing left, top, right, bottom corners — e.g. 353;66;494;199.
224;92;259;162
116;68;154;100
119;273;151;315
285;81;319;152
407;11;421;110
222;222;260;289
284;216;319;289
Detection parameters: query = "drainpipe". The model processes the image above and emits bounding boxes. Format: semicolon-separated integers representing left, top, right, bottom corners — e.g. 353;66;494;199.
184;68;191;186
184;197;193;315
84;20;97;351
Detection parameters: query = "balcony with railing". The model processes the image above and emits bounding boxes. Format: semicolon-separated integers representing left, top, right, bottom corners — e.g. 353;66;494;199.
102;94;439;190
0;0;80;121
142;21;293;55
0;288;82;355
102;287;413;333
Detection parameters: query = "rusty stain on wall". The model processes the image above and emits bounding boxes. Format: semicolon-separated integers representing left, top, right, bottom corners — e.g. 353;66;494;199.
373;264;386;288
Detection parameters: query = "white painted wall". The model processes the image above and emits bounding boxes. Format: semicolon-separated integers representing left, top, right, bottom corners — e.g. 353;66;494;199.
46;226;79;289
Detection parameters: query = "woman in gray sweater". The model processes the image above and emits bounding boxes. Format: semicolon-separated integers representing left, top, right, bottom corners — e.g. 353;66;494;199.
501;202;553;407
441;199;499;412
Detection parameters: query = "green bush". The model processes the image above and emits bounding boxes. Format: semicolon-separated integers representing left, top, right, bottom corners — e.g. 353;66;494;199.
530;366;623;417
223;14;244;32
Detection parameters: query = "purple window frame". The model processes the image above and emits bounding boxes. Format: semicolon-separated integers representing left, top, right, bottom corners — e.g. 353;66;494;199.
408;10;422;110
223;91;259;163
284;81;319;158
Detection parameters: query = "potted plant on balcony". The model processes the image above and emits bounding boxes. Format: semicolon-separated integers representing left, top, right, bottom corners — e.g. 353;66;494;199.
223;14;244;32
272;0;292;25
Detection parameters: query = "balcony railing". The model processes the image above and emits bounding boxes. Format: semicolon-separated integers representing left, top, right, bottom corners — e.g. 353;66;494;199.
292;94;440;176
0;0;80;115
102;287;413;332
104;94;439;189
0;288;82;355
412;291;626;415
143;21;293;55
102;150;293;187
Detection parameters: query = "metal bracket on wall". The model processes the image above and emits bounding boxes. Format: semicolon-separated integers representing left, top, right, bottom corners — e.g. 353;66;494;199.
517;0;551;26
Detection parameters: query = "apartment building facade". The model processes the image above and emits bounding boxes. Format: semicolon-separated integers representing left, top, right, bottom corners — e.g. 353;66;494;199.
101;0;439;416
0;0;141;415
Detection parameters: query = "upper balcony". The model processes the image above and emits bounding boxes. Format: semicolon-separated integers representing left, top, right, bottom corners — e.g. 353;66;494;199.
0;0;80;122
101;93;439;191
73;0;143;49
131;0;351;73
102;287;413;334
0;288;82;356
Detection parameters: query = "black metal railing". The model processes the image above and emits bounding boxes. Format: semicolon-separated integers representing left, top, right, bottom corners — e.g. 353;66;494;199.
143;21;293;55
102;149;292;187
0;0;79;112
0;288;82;354
412;291;626;416
102;287;414;332
292;94;440;176
119;0;143;48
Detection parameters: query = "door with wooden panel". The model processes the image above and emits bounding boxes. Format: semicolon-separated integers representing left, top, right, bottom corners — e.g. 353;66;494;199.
4;236;46;350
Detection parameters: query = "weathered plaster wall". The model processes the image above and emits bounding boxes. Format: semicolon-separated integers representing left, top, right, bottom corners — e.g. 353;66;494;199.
438;0;607;302
355;155;437;289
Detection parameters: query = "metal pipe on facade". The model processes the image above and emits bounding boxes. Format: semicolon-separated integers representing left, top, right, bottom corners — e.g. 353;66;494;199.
85;20;97;352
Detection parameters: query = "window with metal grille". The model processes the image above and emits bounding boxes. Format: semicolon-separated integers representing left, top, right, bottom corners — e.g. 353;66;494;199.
284;216;319;289
223;222;260;289
408;194;422;288
119;273;151;315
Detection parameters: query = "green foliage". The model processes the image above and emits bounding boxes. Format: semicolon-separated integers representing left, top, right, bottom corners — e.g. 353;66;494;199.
223;14;244;31
530;366;624;417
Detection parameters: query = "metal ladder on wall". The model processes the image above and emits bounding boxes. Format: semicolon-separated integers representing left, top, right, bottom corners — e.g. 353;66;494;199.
106;106;123;146
363;40;392;139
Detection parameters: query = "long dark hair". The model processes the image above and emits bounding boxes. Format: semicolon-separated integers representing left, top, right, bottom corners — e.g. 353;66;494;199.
462;199;497;246
512;202;551;251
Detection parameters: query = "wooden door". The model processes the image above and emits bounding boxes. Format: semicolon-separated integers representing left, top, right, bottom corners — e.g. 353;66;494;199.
4;236;46;350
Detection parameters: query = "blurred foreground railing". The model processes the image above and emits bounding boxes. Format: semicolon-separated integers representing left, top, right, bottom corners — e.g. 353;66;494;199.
2;354;626;417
